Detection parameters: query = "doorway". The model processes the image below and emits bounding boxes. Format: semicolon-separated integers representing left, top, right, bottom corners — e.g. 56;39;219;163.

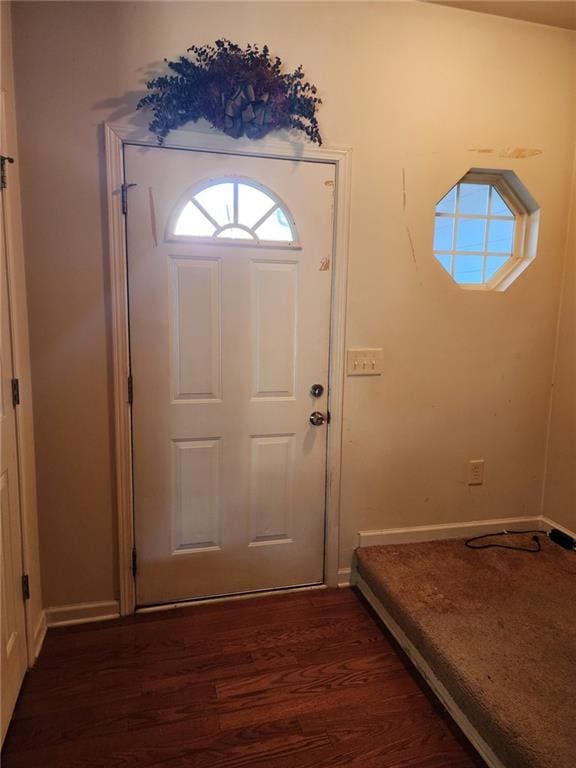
124;145;337;605
106;125;350;613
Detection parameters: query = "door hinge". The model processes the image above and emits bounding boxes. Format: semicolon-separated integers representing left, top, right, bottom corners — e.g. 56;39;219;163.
131;547;137;578
11;378;20;407
121;182;137;215
22;574;30;601
1;155;14;190
127;374;133;404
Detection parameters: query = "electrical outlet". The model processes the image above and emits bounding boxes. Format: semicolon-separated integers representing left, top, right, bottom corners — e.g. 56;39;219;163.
468;459;484;486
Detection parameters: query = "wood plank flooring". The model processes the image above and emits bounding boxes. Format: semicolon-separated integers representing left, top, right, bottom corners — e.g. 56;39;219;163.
2;588;484;768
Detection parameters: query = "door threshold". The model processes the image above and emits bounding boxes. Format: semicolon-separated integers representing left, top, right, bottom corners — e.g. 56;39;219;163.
136;582;327;614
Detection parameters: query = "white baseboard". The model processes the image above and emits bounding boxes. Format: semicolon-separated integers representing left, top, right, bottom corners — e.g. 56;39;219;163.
356;576;505;768
358;516;544;548
41;516;572;630
336;567;353;587
45;600;120;628
33;611;47;659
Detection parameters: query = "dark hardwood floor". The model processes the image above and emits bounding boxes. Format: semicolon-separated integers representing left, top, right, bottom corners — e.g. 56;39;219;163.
2;588;483;767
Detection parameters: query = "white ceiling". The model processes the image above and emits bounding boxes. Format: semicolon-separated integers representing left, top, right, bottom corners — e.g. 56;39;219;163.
428;1;576;31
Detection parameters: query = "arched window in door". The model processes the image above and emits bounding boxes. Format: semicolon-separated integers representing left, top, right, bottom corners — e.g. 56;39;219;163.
171;178;298;245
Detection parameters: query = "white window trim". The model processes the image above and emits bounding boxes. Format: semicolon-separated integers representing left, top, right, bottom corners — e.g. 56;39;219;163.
434;170;539;292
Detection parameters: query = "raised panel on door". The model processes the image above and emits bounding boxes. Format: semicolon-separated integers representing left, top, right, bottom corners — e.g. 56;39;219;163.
172;438;221;553
251;261;298;399
249;434;294;546
126;145;335;605
170;258;221;402
1;474;19;654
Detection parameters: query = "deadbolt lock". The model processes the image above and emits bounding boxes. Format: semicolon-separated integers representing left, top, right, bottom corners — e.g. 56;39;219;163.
310;383;324;398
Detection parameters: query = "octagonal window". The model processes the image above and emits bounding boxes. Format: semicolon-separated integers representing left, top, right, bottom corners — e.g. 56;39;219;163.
433;170;539;290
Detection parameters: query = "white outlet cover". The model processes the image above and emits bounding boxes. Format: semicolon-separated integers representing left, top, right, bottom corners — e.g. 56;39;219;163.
467;459;485;486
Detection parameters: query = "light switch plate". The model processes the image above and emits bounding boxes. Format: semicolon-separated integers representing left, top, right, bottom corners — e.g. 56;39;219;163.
347;348;383;376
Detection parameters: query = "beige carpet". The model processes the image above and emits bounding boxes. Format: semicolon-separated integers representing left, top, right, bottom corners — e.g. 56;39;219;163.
356;535;576;768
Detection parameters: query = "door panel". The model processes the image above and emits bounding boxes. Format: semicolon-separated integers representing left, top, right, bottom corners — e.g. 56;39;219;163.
173;438;221;553
252;261;298;397
125;146;335;605
250;434;294;545
170;258;221;401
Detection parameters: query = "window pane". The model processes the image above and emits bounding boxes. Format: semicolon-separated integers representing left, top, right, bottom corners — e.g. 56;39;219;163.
490;187;513;217
485;256;508;280
172;178;297;245
174;201;216;237
433;217;454;251
238;184;275;228
436;186;457;214
216;227;254;240
255;208;293;242
456;218;486;252
487;219;514;253
435;254;452;273
194;183;234;226
453;255;483;284
458;183;489;215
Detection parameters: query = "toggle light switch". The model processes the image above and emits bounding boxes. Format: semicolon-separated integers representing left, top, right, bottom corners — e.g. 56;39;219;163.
346;348;383;376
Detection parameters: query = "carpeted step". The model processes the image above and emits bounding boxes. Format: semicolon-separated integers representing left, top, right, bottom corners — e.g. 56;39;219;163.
356;536;576;768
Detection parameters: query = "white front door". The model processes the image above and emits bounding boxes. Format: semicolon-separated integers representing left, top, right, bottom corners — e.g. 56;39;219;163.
0;194;28;743
125;145;335;606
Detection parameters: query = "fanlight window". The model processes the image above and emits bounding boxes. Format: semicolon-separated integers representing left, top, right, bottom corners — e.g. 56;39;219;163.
173;179;296;244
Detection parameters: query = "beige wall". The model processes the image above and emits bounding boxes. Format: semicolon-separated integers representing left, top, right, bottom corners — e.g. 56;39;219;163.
543;145;576;532
1;0;43;653
11;1;576;607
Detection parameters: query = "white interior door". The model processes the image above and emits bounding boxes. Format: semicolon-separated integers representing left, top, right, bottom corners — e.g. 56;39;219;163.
0;192;28;743
125;145;336;606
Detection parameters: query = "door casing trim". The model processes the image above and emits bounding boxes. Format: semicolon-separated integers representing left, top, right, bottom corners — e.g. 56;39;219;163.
1;87;43;668
105;122;351;615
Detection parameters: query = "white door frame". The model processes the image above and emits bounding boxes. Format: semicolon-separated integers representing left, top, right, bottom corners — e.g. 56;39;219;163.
105;122;351;615
1;88;45;667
